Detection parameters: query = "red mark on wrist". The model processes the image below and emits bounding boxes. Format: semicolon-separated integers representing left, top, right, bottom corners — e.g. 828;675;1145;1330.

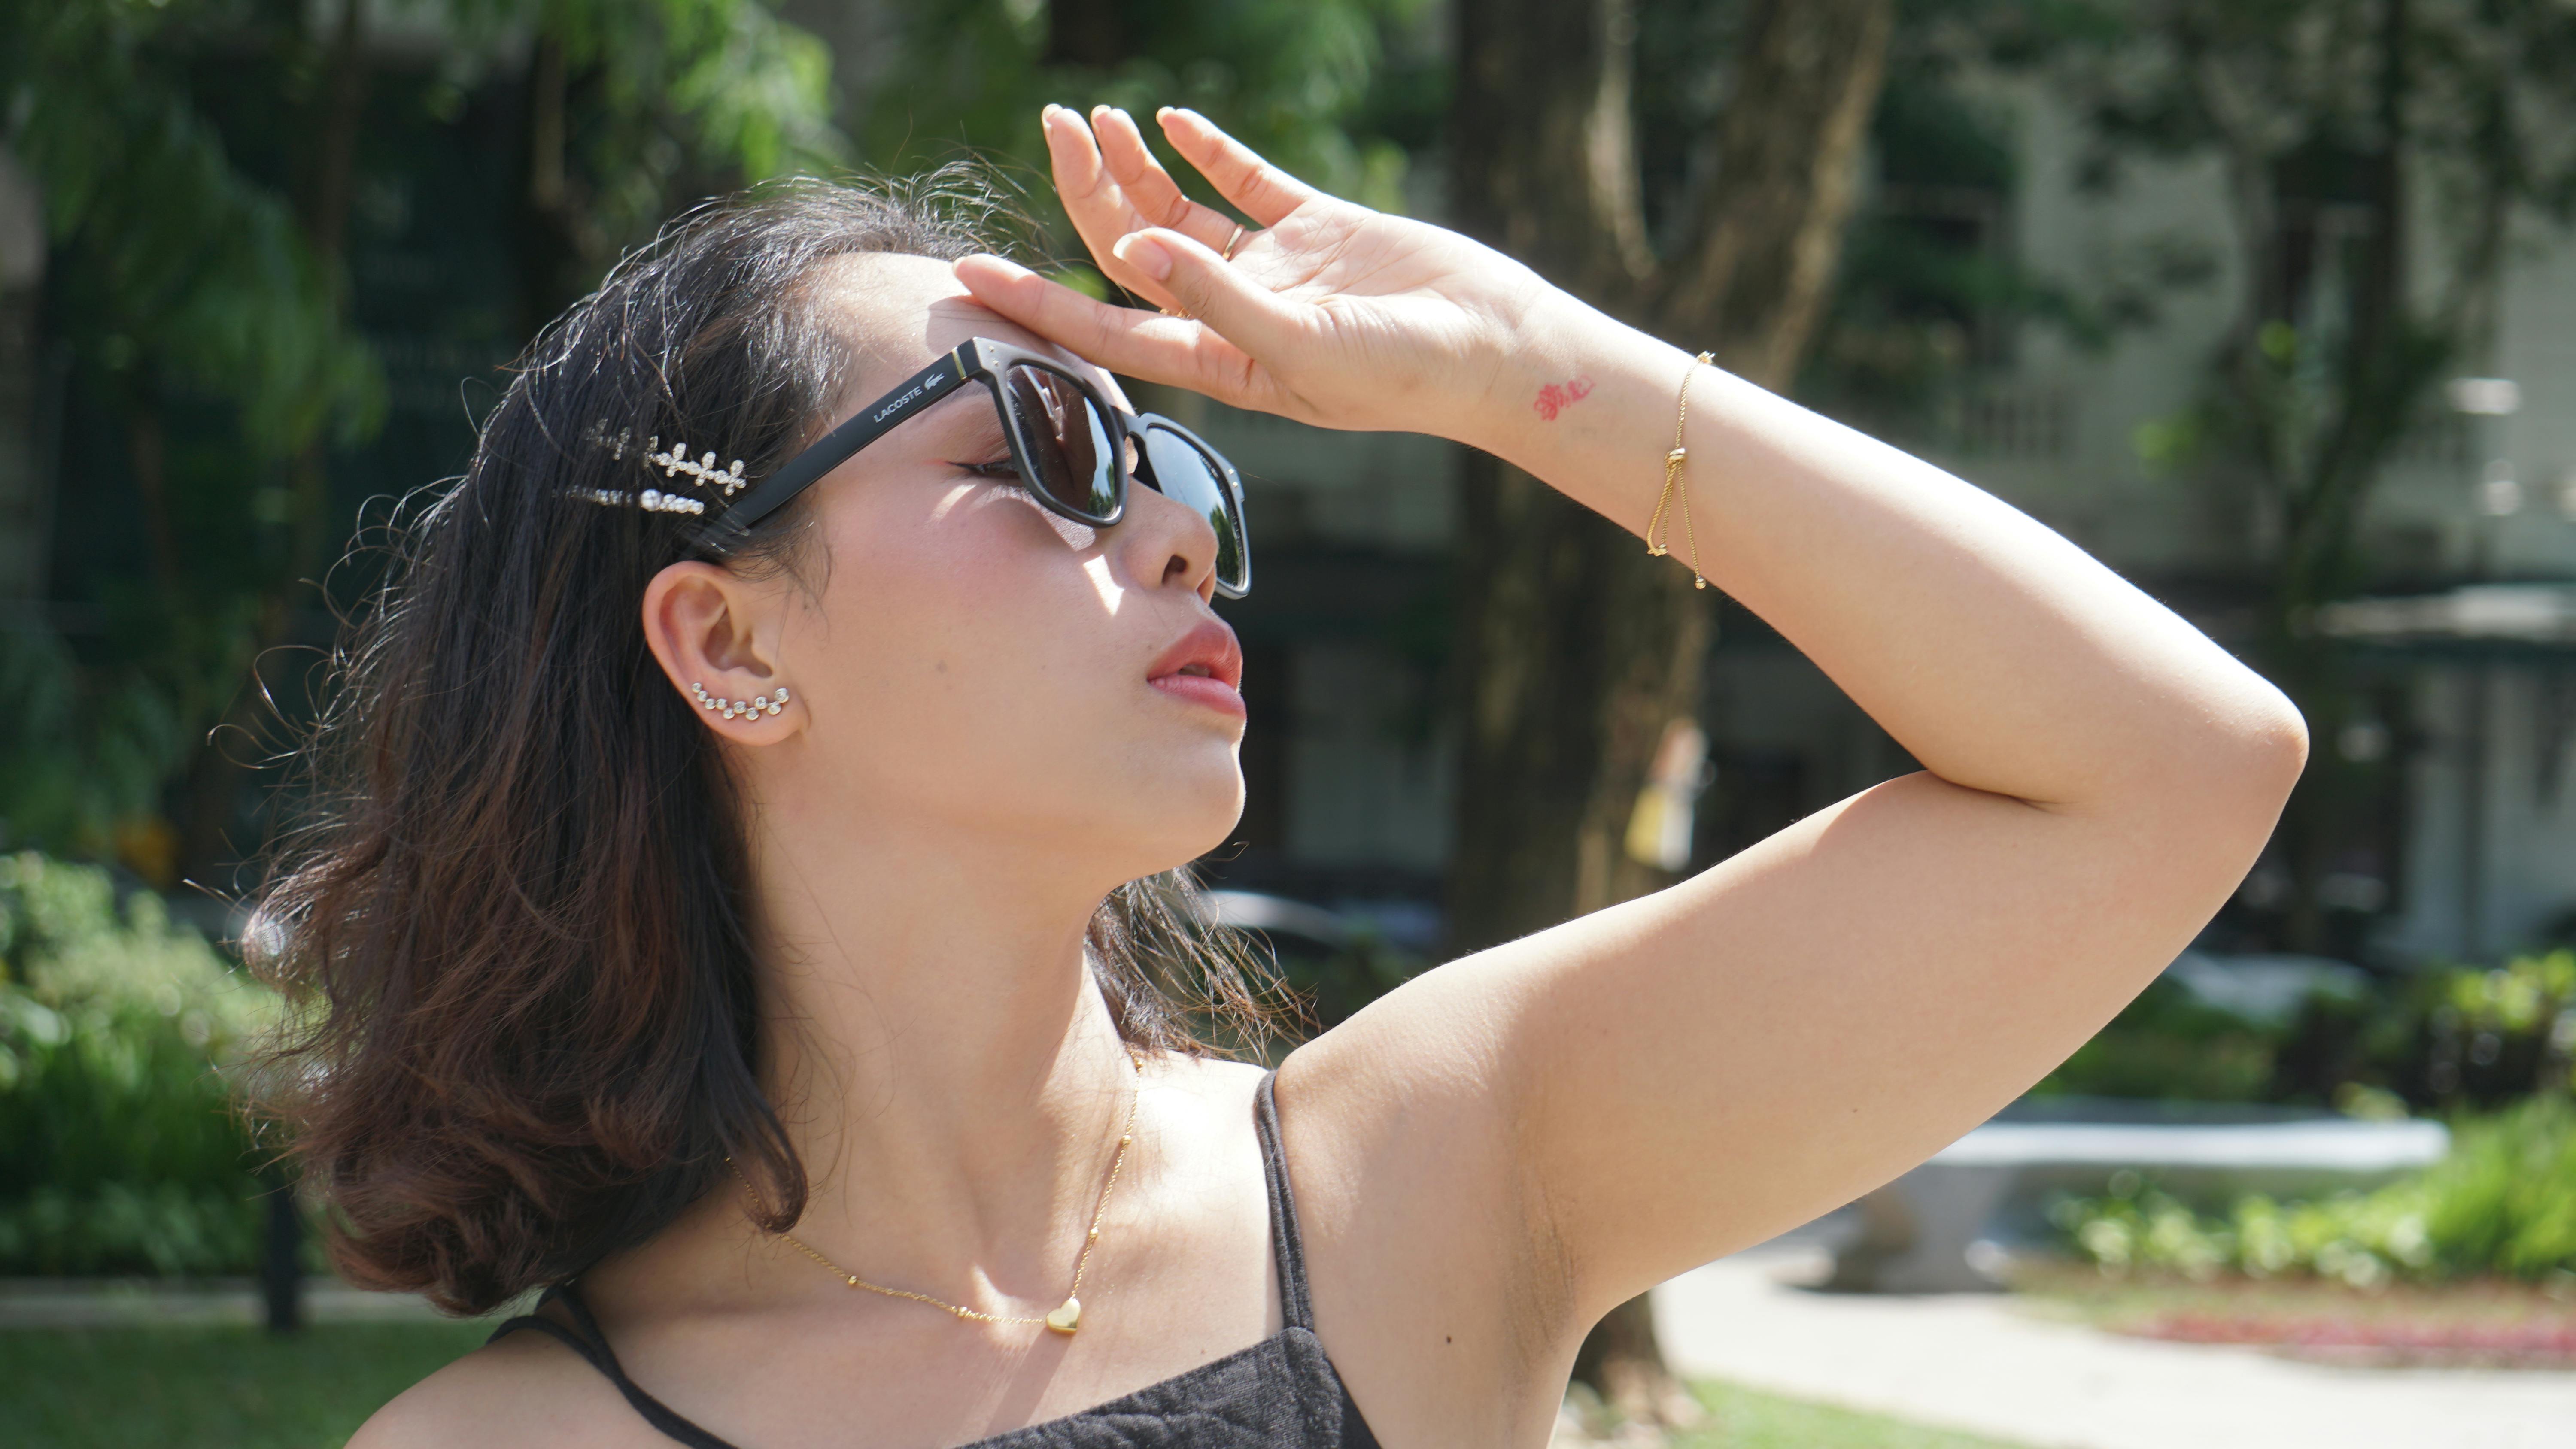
1532;376;1595;421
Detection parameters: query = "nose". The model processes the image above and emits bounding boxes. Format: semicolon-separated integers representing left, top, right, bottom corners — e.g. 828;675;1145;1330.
1112;453;1221;599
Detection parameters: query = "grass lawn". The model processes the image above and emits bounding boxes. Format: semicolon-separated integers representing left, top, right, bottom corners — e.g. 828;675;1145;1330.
1;1322;2026;1449
1674;1379;2028;1449
2;1322;493;1449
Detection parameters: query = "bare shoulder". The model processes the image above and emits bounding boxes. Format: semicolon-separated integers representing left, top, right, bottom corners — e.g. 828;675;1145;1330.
350;1319;644;1449
1273;949;1533;1197
1270;967;1576;1445
1151;1048;1267;1102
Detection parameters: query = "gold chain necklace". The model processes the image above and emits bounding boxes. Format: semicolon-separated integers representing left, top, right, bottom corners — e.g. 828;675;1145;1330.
727;1052;1142;1336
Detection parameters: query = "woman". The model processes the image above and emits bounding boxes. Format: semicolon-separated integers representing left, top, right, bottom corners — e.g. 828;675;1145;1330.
289;105;2303;1448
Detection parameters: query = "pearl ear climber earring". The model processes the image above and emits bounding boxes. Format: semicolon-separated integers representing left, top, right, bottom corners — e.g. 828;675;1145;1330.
692;682;789;720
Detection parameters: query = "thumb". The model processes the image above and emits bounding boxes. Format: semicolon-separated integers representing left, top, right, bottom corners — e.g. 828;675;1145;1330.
1112;227;1297;355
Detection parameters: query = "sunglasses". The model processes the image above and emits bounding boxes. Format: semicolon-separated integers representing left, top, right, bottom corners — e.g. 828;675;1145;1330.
714;337;1251;597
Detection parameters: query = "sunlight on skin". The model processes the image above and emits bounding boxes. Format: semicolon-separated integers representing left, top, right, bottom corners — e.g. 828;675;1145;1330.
1082;554;1126;613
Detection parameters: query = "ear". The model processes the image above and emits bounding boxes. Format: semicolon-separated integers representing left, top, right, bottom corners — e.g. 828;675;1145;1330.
641;560;802;743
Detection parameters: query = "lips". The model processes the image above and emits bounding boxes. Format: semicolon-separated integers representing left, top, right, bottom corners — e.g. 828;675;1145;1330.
1146;619;1246;718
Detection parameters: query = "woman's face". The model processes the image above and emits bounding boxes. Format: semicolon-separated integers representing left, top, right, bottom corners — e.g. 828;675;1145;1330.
751;255;1245;890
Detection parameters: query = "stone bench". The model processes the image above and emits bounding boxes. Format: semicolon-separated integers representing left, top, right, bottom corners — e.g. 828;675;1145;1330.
1824;1111;2452;1293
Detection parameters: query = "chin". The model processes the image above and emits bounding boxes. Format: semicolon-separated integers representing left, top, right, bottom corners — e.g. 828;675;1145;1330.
1105;764;1247;881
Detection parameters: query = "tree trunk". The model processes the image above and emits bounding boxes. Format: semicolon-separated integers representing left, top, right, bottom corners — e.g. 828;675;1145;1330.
0;151;44;605
1045;0;1129;70
1445;0;1893;1432
127;399;182;598
513;34;591;340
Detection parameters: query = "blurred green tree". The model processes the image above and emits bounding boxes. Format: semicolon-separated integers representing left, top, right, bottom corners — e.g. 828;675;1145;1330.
2054;0;2576;955
0;0;838;883
1787;0;2223;438
852;0;1437;261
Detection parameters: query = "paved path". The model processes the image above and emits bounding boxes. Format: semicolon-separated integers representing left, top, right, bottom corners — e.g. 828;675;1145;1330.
1653;1241;2576;1449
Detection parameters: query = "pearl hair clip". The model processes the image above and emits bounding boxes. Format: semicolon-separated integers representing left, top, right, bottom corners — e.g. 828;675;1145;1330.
566;485;705;515
646;436;750;498
693;682;788;720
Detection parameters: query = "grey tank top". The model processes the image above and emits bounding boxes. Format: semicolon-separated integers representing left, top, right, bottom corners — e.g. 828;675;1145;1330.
489;1070;1382;1449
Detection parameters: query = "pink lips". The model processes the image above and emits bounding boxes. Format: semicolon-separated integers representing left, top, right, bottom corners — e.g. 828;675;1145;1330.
1146;620;1246;720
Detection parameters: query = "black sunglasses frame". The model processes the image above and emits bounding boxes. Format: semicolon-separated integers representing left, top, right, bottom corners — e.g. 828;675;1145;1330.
711;336;1251;597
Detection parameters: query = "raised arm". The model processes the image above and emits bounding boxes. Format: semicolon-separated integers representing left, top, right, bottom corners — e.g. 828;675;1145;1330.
956;104;2305;1425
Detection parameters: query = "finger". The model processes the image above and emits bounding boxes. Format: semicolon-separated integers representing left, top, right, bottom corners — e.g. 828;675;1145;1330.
1042;105;1182;311
1156;107;1319;228
1041;103;1114;212
953;254;1271;410
1090;105;1242;253
1107;226;1301;363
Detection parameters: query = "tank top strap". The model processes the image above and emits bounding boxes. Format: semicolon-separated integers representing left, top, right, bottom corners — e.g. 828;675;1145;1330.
487;1282;744;1449
1253;1068;1315;1333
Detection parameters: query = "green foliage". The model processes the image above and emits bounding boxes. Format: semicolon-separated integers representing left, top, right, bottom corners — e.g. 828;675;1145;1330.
0;569;273;867
2057;0;2576;951
2368;953;2575;1109
2441;949;2576;1039
2035;976;2297;1102
444;0;844;256
4;1;385;458
0;853;279;1275
1787;0;2220;438
2036;951;2576;1109
0;0;843;869
2053;1097;2576;1286
862;0;1434;226
2418;1096;2576;1279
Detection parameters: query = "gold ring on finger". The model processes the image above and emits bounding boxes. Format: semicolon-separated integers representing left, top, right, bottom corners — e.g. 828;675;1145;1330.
1222;224;1247;262
1159;306;1193;320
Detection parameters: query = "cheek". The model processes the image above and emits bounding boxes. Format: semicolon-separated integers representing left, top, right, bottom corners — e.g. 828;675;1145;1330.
798;485;1133;821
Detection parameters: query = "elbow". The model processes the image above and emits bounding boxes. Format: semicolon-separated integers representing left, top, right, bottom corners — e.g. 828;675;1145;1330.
2186;679;2309;834
2242;682;2312;801
2108;674;2307;829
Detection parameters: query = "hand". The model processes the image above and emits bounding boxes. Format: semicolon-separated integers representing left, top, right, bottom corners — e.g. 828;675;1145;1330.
953;105;1557;443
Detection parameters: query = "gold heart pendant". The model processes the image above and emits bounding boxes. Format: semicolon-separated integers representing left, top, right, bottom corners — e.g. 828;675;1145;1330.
1044;1296;1081;1335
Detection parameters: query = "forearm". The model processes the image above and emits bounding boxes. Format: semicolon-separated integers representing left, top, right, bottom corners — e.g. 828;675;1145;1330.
1463;290;2306;811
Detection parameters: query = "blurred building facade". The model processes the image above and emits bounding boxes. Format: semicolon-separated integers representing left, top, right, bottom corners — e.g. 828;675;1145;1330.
1173;72;2576;969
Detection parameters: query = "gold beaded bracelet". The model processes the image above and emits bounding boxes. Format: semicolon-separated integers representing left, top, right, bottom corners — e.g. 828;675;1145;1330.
1643;351;1715;590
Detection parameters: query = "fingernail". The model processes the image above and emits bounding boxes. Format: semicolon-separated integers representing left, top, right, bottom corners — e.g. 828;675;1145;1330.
1113;234;1174;282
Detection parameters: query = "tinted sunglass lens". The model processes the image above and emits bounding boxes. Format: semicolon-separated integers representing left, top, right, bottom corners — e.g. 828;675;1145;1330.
1002;364;1119;519
1141;425;1248;594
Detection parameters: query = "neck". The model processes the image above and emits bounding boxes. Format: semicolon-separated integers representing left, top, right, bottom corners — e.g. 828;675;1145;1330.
734;799;1148;1305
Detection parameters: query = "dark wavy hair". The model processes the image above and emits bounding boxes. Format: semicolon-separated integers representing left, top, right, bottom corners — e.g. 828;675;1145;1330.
247;174;1283;1316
